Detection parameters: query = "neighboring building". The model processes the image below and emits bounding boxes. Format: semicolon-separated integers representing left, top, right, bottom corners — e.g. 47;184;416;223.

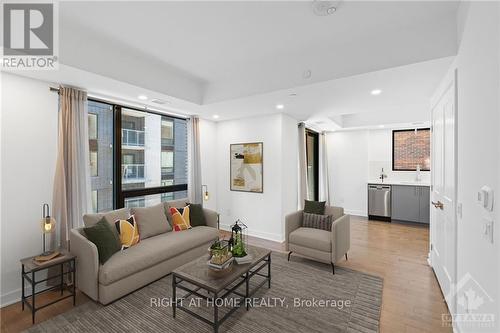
89;101;188;213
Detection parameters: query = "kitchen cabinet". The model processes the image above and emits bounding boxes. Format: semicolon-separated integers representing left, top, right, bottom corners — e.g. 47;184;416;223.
391;185;430;224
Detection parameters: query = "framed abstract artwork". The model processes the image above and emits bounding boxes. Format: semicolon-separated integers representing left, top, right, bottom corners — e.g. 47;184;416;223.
230;142;263;193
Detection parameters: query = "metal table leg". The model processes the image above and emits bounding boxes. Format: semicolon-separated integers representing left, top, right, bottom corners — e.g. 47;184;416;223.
172;274;176;318
72;259;76;306
268;253;272;288
31;271;35;324
213;292;219;333
60;262;64;296
245;271;250;311
21;265;25;311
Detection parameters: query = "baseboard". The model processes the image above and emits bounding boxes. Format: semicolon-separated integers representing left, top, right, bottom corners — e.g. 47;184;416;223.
1;287;25;308
219;223;284;243
344;209;367;217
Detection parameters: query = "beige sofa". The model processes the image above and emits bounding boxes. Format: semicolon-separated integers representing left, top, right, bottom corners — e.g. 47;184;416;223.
70;199;219;305
285;206;350;274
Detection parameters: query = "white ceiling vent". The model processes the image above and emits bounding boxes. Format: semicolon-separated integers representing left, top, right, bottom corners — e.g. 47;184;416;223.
312;0;342;16
151;99;169;105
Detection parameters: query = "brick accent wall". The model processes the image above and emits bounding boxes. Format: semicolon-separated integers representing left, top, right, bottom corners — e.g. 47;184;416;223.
393;129;431;171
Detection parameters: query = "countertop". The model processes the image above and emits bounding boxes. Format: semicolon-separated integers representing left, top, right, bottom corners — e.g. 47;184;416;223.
367;180;431;186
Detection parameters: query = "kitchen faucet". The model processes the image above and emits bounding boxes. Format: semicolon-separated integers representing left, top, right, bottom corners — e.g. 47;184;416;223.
379;168;387;182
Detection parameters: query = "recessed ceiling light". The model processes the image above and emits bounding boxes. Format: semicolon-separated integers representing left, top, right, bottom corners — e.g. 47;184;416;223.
378;125;385;128
276;104;285;110
138;95;148;100
212;115;220;119
371;89;382;96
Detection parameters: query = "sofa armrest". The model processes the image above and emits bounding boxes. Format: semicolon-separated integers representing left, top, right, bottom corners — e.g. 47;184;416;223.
285;210;303;251
203;208;219;229
331;214;350;263
70;228;99;301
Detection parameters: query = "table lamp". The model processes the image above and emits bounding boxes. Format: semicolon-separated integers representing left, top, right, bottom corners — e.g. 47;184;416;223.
40;203;56;256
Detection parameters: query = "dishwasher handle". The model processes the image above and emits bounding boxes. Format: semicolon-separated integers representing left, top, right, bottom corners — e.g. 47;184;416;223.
369;185;391;190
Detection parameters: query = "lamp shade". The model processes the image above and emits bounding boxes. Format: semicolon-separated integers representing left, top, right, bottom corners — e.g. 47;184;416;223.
40;217;56;233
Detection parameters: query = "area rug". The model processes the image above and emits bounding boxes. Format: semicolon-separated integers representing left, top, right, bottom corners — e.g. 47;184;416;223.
25;252;383;333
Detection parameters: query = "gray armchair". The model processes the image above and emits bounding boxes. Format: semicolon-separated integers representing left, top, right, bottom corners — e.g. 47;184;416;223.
285;206;350;274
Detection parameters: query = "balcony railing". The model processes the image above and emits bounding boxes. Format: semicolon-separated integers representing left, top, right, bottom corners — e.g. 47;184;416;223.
122;129;145;147
122;164;145;182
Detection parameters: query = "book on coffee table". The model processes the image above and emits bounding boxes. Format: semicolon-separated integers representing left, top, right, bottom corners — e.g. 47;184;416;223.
234;254;253;264
208;257;234;270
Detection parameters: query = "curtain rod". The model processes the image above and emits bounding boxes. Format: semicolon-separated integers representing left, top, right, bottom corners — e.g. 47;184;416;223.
49;86;189;120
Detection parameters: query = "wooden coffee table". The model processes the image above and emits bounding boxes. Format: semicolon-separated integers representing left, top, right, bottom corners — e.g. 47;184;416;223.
172;245;271;333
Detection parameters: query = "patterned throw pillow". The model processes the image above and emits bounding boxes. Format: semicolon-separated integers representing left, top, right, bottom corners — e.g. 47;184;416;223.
302;212;333;231
170;206;191;231
114;215;140;250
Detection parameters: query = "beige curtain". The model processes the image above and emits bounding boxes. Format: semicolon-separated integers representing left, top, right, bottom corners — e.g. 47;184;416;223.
52;86;91;250
187;116;202;204
298;122;309;209
318;132;330;205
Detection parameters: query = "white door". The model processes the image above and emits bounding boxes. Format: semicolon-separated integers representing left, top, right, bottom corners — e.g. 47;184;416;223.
430;69;457;314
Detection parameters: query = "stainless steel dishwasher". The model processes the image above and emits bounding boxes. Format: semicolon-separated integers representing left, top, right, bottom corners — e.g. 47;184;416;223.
368;185;391;221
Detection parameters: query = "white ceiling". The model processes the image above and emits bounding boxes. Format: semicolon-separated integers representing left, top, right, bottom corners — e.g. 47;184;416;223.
9;1;460;128
196;56;454;129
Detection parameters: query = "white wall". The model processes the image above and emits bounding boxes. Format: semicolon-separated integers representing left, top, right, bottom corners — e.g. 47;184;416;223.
215;113;297;242
327;130;369;216
454;2;500;332
0;73;59;306
199;119;218;211
327;128;431;216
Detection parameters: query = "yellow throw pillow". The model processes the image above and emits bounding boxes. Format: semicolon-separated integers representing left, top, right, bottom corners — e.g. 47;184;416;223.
115;215;140;250
170;206;191;231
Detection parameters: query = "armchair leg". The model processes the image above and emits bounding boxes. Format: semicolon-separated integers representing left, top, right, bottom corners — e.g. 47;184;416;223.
331;263;335;275
287;251;293;261
345;253;348;261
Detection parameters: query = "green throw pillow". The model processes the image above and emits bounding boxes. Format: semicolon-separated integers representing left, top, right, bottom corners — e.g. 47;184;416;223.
83;217;121;264
304;200;326;215
188;203;207;227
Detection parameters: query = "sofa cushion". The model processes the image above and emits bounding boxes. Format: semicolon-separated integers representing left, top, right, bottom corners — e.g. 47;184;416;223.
170;206;191;231
189;203;207;227
114;215;140;250
304;200;326;215
83;218;122;264
163;199;189;225
302;213;333;231
99;226;219;285
289;227;331;252
83;208;130;229
131;203;171;239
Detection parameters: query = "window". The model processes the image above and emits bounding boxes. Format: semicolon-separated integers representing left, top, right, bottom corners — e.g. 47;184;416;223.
90;151;98;176
88;113;98;139
305;129;319;201
161;119;174;145
392;128;431;171
161;151;174;174
86;100;188;211
88;100;114;213
91;190;98;213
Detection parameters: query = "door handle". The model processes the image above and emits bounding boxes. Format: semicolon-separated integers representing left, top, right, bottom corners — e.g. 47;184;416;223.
432;201;444;210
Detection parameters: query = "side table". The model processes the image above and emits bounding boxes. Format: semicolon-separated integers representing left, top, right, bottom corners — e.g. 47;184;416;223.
20;250;76;324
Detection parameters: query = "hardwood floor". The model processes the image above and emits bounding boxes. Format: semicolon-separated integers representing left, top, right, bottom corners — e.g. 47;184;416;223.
0;216;451;333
